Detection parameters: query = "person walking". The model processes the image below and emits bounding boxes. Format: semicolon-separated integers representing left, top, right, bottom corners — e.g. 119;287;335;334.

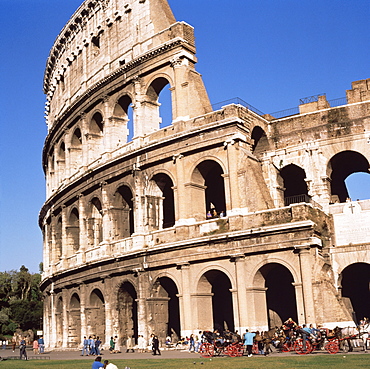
81;336;89;356
38;336;45;354
152;335;161;355
19;338;27;360
243;329;255;357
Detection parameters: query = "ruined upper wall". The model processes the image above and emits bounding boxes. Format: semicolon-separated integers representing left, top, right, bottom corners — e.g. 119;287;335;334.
43;0;182;129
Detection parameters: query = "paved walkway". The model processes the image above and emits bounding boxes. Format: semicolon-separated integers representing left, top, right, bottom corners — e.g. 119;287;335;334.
1;346;368;361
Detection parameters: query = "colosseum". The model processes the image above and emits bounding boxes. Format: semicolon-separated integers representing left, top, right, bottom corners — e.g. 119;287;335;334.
40;0;370;349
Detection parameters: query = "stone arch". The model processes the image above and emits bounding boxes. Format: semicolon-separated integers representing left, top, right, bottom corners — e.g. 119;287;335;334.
251;126;270;156
148;276;180;341
88;111;104;162
86;288;105;339
147;172;175;230
253;262;298;329
280;164;309;206
196;269;234;333
339;262;370;323
67;207;80;254
68;292;81;347
57;141;66;183
55;215;62;260
70;127;82;170
117;281;138;347
56;296;63;348
113;94;133;143
328;150;370;203
190;159;227;220
141;76;173;135
87;197;103;248
112;185;135;240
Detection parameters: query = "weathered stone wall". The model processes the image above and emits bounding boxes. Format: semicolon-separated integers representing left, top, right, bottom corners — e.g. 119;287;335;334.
40;0;370;350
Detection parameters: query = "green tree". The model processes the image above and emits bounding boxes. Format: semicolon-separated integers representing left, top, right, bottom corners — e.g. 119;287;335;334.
0;266;43;334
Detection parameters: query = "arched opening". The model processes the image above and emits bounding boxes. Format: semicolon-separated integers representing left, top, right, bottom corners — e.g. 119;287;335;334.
88;197;103;247
70;128;82;170
251;126;269;156
88;112;104;162
341;263;370;324
57;142;66;184
67;208;80;254
197;270;234;333
280;164;309;206
68;293;81;348
48;149;55;190
150;173;175;229
117;282;138;347
112;185;134;240
191;160;226;220
149;277;180;342
113;95;134;143
144;77;172;135
56;297;63;347
254;263;297;329
55;216;62;260
87;289;105;340
330;151;370;203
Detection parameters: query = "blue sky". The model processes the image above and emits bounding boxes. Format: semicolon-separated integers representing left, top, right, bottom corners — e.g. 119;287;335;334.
0;0;369;273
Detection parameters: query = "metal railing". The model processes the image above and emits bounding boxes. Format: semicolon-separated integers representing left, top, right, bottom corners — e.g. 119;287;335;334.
210;96;348;120
284;194;322;209
211;97;265;116
299;93;326;104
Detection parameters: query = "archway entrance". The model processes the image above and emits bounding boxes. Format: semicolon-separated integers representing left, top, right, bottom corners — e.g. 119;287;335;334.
254;263;297;328
148;277;180;342
341;263;370;323
191;160;227;220
197;270;234;333
117;282;138;347
280;164;309;206
87;289;105;340
329;151;370;203
68;293;81;347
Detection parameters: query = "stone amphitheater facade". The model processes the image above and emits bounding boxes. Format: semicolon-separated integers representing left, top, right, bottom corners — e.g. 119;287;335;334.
40;0;370;349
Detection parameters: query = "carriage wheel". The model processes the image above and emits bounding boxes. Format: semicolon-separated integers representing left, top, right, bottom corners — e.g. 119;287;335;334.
294;339;311;355
325;341;339;354
199;343;215;358
226;343;243;357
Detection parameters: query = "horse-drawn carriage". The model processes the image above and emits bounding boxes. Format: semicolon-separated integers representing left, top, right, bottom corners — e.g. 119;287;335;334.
198;331;244;358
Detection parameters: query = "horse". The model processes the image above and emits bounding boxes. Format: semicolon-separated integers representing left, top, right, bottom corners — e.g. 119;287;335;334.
358;323;370;351
333;326;359;352
261;327;280;355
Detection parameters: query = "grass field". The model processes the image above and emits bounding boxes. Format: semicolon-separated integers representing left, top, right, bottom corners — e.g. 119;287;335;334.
1;355;369;369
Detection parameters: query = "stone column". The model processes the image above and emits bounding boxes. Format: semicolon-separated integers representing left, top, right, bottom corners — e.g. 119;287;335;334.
104;277;114;348
297;247;316;323
78;195;87;263
80;283;87;343
224;140;240;213
171;57;189;121
62;288;69;348
231;255;249;331
177;262;193;337
136;271;148;339
293;282;305;325
49;286;57;348
61;205;68;262
101;182;112;245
